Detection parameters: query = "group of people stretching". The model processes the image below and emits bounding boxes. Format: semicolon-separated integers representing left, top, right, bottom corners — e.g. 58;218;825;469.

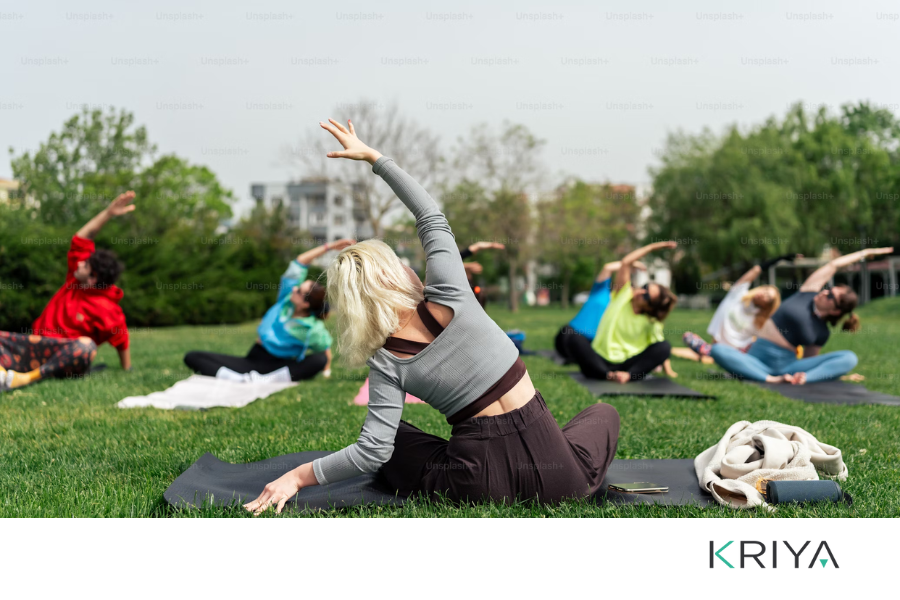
555;247;891;387
2;116;891;514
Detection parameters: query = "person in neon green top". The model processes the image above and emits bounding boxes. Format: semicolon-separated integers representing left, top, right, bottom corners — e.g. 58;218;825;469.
570;241;679;383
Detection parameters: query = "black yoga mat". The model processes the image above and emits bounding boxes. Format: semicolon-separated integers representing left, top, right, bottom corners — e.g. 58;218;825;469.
534;349;571;366
747;380;900;407
165;452;712;512
599;458;714;506
164;451;404;512
569;372;715;399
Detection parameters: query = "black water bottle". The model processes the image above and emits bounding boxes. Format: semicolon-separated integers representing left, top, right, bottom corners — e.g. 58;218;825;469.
766;480;845;504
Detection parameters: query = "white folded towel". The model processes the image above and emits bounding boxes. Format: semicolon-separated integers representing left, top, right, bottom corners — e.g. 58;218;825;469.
118;374;297;410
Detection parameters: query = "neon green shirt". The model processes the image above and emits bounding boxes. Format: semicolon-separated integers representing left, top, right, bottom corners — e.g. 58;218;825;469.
591;283;665;363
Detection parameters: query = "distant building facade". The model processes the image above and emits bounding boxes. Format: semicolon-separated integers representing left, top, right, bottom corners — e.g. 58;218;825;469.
250;179;374;245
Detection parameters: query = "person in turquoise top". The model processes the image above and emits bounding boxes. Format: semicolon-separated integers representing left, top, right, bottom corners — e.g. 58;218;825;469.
183;239;355;381
553;260;647;362
563;241;679;383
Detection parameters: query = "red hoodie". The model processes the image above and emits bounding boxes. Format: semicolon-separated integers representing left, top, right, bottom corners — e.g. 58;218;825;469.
31;236;129;350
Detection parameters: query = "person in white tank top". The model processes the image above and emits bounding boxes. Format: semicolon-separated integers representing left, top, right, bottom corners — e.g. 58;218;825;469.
674;264;782;363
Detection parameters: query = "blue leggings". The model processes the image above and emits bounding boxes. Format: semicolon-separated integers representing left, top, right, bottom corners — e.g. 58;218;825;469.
710;339;857;383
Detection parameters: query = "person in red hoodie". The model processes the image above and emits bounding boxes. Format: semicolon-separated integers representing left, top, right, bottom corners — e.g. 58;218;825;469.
1;192;134;391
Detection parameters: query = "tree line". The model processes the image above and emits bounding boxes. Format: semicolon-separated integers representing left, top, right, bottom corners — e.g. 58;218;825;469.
3;100;897;329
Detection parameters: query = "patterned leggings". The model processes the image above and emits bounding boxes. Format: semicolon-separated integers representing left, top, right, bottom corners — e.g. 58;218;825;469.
0;331;97;379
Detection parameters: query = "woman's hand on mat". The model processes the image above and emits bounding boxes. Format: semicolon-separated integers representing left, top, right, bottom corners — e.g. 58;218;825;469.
244;463;314;515
321;118;382;164
841;373;865;382
106;191;136;217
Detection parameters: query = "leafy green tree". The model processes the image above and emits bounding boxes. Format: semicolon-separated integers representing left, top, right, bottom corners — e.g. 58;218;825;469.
647;102;900;289
9;108;154;224
443;122;544;312
538;181;641;308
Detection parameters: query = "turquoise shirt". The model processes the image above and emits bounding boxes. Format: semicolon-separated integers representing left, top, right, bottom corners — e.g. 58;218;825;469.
257;261;332;360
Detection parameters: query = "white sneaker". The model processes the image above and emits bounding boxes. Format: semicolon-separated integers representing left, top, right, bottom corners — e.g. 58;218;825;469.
248;366;292;384
0;370;16;391
215;367;250;382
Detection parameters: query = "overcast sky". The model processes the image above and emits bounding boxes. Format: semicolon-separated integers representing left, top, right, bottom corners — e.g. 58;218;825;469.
3;0;899;218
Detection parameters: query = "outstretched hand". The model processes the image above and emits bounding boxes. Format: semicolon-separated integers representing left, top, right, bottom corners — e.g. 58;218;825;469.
320;119;382;164
328;238;356;252
107;191;136;217
865;247;894;258
469;241;506;253
243;469;303;515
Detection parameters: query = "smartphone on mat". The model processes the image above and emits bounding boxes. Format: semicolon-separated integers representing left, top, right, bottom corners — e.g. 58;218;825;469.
608;482;668;494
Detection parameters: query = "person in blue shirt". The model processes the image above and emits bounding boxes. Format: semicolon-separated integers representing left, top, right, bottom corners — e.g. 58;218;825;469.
183;239;355;381
553;260;645;363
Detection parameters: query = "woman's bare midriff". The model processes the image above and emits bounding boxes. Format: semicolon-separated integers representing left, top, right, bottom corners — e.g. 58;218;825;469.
388;300;537;418
471;371;536;418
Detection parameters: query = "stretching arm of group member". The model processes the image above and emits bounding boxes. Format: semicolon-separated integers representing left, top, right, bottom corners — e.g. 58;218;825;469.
75;191;136;240
276;237;355;304
800;247;894;293
118;348;132;371
459;241;506;260
597;260;646;283
461;241;505;277
296;238;356;266
612;241;677;293
244;118;468;514
75;191;137;371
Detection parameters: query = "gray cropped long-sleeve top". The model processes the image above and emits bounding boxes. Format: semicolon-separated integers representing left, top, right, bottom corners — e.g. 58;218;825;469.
311;156;521;485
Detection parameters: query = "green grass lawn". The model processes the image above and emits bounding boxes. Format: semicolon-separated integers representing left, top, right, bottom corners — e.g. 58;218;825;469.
2;301;899;518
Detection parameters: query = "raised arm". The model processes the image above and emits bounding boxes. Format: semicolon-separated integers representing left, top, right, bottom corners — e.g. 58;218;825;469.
613;241;677;292
597;260;646;283
75;191;136;240
460;241;506;260
734;265;762;287
320;118;470;298
800;247;894;292
296;238;356;265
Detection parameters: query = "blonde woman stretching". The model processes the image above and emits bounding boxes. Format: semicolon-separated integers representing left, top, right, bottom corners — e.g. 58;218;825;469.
245;119;619;514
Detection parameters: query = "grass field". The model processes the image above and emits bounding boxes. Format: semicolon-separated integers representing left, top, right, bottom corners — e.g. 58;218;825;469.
2;301;899;518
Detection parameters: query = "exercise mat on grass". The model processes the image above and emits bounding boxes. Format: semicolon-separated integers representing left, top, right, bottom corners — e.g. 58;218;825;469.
569;373;715;399
598;459;714;506
534;349;570;366
747;380;900;407
164;451;403;512
165;453;713;512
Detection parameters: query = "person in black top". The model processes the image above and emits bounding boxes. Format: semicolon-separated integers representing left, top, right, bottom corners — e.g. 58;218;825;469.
711;246;893;384
459;241;505;308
